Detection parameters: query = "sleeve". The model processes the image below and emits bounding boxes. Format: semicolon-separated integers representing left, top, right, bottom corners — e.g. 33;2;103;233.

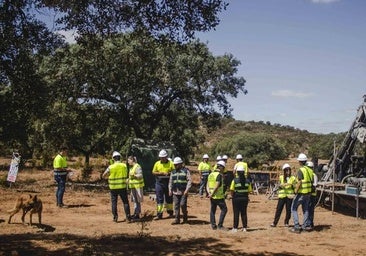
168;172;173;192
229;180;235;191
297;169;304;180
185;170;192;191
152;161;159;174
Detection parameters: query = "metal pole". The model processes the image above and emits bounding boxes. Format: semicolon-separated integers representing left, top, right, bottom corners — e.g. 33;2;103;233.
332;140;336;214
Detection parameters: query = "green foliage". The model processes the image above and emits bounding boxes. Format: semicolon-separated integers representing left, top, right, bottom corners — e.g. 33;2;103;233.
211;131;287;168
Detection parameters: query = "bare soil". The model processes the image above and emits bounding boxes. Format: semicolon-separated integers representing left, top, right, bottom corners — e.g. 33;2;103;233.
1;164;366;256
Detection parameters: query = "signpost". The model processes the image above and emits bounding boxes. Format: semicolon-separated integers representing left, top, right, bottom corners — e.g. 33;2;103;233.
7;152;21;186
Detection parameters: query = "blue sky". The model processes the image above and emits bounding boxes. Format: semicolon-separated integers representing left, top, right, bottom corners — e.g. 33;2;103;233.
196;0;366;134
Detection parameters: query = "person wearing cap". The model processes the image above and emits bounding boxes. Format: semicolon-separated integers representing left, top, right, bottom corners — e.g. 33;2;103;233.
290;153;313;233
229;166;253;232
207;160;228;230
169;157;192;225
127;155;144;220
305;161;318;229
152;149;174;220
53;145;72;208
198;154;211;198
103;151;131;223
270;163;296;228
233;154;249;178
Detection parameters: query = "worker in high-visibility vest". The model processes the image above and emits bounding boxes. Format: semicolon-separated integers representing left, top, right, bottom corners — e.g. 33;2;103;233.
152;149;174;220
270;163;296;228
198;154;211;198
127;155;144;221
207;160;228;230
290;153;312;233
305;161;318;230
103;151;131;223
169;157;192;225
229;166;252;232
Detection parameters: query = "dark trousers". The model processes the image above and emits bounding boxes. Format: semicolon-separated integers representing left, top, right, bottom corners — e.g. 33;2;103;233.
155;181;173;215
210;198;227;228
232;197;249;229
54;173;67;205
199;174;209;196
110;188;130;220
173;194;188;222
308;195;317;227
273;197;293;226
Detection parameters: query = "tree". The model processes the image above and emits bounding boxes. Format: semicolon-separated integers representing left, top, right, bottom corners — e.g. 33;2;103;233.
39;33;246;162
0;0;64;156
42;0;228;42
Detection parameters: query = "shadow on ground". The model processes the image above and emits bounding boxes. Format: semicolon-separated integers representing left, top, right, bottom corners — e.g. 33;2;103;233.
0;232;304;256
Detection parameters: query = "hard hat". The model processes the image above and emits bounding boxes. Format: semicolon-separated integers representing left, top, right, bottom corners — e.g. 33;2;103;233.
236;154;243;160
297;153;307;161
158;149;168;158
306;161;314;168
203;154;209;159
173;157;183;165
217;160;226;168
216;155;222;161
236;166;245;172
222;155;228;160
282;163;291;170
112;151;121;158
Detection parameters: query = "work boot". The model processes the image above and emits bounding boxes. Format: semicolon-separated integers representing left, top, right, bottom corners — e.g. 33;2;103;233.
154;213;163;220
167;210;174;218
171;219;180;225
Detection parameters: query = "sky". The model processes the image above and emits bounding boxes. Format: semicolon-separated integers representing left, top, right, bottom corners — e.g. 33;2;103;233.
196;0;366;134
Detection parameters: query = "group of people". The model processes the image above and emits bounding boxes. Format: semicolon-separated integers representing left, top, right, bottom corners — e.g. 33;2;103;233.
52;146;317;233
270;153;318;233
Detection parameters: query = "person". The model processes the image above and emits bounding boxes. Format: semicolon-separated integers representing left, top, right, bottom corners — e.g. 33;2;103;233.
270;163;296;227
169;157;192;225
152;149;174;220
53;145;72;208
207;160;228;230
198;154;211;198
229;166;252;232
233;154;249;178
306;161;318;229
127;155;144;220
221;155;232;194
102;151;131;223
290;153;313;233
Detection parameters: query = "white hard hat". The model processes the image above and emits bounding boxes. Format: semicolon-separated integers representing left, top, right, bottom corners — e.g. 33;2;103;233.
216;155;222;161
282;163;291;170
158;149;168;158
236;166;245;172
297;153;307;161
306;161;314;168
236;154;243;160
203;154;209;159
222;155;228;160
217;160;226;168
112;151;121;158
173;157;183;165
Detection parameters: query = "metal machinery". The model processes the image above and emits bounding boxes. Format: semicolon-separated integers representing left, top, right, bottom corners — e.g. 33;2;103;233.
318;95;366;217
321;95;366;185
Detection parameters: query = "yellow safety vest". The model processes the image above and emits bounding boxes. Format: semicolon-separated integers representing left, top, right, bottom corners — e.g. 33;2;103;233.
235;161;249;177
198;161;211;176
108;162;128;190
298;166;312;194
278;175;296;198
128;163;144;189
207;171;224;199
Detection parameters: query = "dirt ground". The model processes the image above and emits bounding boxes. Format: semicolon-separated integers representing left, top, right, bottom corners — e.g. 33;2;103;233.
1;165;366;256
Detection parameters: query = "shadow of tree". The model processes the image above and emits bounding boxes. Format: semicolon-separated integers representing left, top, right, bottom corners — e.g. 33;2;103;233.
0;233;303;256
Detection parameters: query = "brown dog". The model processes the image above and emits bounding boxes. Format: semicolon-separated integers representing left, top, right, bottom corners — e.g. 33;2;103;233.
8;194;43;225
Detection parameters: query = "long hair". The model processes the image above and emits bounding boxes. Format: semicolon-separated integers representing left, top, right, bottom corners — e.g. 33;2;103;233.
238;171;246;187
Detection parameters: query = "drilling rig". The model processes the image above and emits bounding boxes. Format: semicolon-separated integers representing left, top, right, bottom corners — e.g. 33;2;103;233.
318;95;366;217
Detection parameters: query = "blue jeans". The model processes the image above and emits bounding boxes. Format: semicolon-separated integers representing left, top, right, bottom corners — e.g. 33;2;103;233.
291;193;310;229
210;198;227;228
199;174;209;196
54;173;67;205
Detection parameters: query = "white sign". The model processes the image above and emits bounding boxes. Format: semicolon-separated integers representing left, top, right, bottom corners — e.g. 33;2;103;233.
7;154;21;183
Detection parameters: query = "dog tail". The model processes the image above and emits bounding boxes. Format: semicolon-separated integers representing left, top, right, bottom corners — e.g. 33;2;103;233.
7;197;23;213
